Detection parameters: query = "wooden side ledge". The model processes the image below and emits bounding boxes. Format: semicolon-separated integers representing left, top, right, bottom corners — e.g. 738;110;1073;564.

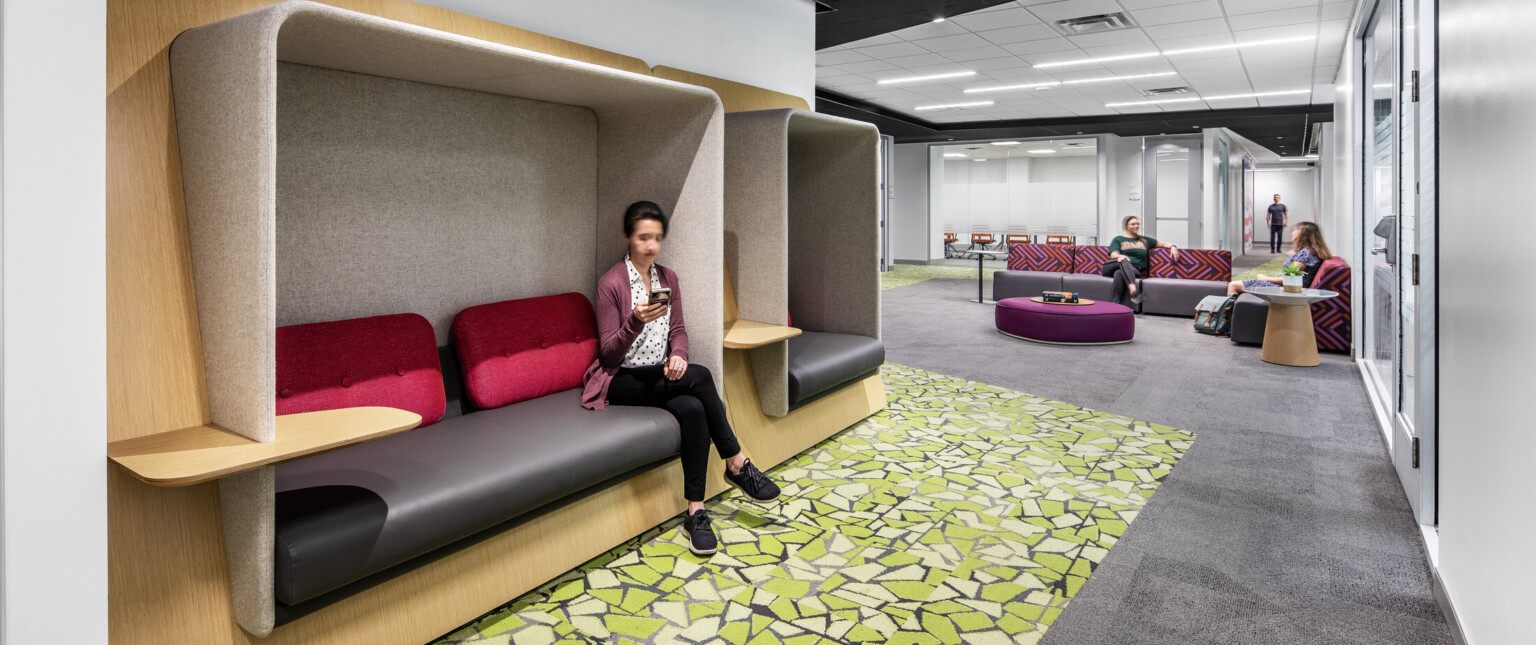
108;407;423;486
723;320;801;349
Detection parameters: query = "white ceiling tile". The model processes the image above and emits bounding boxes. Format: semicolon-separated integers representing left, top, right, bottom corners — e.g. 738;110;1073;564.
851;42;932;59
1233;23;1321;43
944;45;1015;62
1174;57;1246;71
998;38;1079;56
912;33;996;52
1118;0;1205;10
891;20;970;41
1201;96;1259;108
834;60;899;74
901;62;981;77
1131;1;1224;26
816;75;866;88
963;56;1036;71
1025;0;1126;23
815;50;871;66
1222;0;1321;16
1227;6;1324;31
1144;18;1232;40
1312;84;1337;101
1067;29;1154;48
1321;1;1356;21
1080;43;1161;59
976;23;1061;45
1258;93;1310;106
816;66;854;79
1151;33;1236;53
950;7;1042;31
1319;18;1351;34
1114;103;1169;114
840;33;903;49
884;53;956;69
832;81;884;93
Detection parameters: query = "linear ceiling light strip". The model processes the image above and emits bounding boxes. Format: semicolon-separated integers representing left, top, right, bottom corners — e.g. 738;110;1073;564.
1033;36;1316;70
1104;89;1310;108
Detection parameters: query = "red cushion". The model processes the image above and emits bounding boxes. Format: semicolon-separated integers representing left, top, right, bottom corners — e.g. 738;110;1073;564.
1148;248;1232;281
453;292;598;410
1010;243;1072;272
1071;245;1112;274
1311;258;1352;352
275;313;446;427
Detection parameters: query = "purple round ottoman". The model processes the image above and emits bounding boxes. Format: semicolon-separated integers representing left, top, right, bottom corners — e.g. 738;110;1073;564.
995;297;1135;345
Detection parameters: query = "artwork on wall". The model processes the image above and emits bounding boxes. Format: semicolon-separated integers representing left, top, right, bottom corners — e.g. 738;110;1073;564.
1242;155;1255;253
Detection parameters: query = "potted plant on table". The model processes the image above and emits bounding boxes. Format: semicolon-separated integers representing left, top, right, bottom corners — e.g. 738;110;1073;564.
1280;262;1305;293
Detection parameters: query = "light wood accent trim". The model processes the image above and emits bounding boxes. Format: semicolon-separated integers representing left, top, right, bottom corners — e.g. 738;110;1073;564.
721;347;885;471
109;407;422;486
723;320;801;349
652;66;809;113
1260;301;1321;367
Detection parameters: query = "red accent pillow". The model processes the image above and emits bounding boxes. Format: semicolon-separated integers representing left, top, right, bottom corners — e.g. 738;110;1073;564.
452;293;598;410
275;313;446;427
1148;248;1232;281
1012;243;1072;272
1071;246;1112;274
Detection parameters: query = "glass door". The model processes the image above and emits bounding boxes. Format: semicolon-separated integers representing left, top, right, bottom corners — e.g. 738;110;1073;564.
1143;136;1202;248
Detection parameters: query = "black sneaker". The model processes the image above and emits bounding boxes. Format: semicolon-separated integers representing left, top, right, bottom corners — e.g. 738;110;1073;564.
724;459;781;503
683;509;717;555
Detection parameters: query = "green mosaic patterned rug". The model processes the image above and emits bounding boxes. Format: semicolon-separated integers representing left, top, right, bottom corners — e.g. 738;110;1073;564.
433;364;1194;645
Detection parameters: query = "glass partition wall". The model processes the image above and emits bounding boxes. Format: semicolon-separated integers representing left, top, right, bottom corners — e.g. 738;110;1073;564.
931;138;1099;262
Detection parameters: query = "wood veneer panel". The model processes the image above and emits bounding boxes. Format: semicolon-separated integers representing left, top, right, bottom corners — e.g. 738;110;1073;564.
652;66;810;113
723;320;801;349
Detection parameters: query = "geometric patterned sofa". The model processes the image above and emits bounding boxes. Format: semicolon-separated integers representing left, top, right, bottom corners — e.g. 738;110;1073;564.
1229;256;1352;352
996;242;1231;316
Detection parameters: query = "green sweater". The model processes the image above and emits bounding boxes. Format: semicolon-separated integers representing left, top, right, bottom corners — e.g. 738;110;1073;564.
1109;235;1158;271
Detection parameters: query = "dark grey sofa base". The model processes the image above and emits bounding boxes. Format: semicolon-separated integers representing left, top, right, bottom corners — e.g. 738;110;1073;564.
993;270;1066;301
1140;278;1229;317
1230;293;1268;344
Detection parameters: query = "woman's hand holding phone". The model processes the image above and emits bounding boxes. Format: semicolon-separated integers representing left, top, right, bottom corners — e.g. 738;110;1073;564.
633;300;668;324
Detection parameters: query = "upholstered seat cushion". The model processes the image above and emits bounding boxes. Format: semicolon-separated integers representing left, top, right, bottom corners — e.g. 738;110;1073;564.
992;270;1066;301
1140;278;1228;316
786;332;885;405
272;388;679;606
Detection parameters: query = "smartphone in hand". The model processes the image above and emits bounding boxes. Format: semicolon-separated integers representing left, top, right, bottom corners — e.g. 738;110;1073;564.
649;287;672;308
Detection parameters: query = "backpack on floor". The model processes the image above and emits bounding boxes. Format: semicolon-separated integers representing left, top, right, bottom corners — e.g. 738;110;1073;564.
1193;294;1239;336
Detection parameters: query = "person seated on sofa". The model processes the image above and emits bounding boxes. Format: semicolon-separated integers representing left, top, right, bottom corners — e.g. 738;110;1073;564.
1227;221;1332;296
1105;215;1180;307
583;200;781;556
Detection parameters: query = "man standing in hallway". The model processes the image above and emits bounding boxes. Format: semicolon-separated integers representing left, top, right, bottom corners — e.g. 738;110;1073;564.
1267;194;1289;253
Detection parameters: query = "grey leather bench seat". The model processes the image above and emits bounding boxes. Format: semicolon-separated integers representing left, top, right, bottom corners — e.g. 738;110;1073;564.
787;331;885;408
272;388;680;606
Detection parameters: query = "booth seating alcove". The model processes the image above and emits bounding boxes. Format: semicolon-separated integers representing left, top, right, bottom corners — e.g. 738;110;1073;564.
719;108;886;463
108;2;727;641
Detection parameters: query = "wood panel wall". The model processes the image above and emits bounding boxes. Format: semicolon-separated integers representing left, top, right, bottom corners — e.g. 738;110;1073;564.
107;1;811;643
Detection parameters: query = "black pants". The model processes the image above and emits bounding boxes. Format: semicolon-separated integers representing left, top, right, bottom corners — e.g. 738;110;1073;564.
607;363;741;502
1100;258;1141;307
1269;224;1285;252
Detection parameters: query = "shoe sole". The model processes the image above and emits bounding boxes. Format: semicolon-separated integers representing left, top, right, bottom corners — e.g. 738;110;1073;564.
724;476;780;504
687;542;717;556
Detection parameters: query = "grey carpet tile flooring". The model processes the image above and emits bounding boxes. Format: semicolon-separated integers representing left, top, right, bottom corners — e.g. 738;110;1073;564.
881;278;1451;645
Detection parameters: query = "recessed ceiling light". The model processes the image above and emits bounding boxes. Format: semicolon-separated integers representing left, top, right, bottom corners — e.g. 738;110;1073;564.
965;81;1062;94
991;141;1021;146
1104;89;1310;107
1027;149;1056;154
878;70;977;85
1033;36;1316;70
943;153;968;158
1063;71;1177;86
974;158;989;162
914;100;994;110
932;17;946;23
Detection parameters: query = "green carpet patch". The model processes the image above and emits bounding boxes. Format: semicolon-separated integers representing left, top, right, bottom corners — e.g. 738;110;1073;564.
435;364;1194;644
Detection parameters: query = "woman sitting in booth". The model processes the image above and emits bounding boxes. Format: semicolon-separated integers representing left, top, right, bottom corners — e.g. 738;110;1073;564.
1227;221;1332;296
582;201;780;556
1104;215;1181;307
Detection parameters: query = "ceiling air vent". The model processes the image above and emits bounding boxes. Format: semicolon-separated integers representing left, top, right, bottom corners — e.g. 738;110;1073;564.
1142;86;1192;96
1050;13;1137;36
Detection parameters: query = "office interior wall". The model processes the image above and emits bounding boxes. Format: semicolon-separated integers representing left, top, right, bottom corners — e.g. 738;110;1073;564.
889;143;929;262
1440;0;1536;642
1107;135;1143;242
413;0;815;106
1;0;109;640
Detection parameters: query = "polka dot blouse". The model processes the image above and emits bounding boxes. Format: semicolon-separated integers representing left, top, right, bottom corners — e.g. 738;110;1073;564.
622;254;671;368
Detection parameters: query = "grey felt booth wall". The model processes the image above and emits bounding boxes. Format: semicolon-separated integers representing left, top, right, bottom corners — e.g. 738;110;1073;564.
171;2;723;636
723;109;880;416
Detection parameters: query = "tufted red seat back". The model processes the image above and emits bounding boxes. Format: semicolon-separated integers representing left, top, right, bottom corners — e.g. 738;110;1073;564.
451;292;599;410
275;313;446;426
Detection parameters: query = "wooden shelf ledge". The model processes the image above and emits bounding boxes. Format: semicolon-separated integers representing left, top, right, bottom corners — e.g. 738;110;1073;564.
723;320;801;349
109;407;423;486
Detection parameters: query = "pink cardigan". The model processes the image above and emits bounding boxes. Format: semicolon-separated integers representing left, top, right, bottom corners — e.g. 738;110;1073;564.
581;260;689;410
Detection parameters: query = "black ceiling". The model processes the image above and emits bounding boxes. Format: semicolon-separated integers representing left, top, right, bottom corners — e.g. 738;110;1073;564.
813;1;1333;156
816;0;1018;50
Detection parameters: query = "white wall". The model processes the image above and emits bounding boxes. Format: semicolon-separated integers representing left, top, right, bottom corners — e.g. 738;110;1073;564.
2;0;108;641
414;0;816;105
889;143;929;262
1106;135;1143;242
1253;169;1319;229
1439;0;1536;641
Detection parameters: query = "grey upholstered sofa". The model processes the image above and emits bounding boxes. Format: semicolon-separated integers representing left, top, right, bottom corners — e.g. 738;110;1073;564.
994;244;1232;317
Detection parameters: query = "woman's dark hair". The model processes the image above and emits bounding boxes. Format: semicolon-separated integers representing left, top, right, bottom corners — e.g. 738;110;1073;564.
1122;215;1144;243
1294;221;1332;260
624;201;669;237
